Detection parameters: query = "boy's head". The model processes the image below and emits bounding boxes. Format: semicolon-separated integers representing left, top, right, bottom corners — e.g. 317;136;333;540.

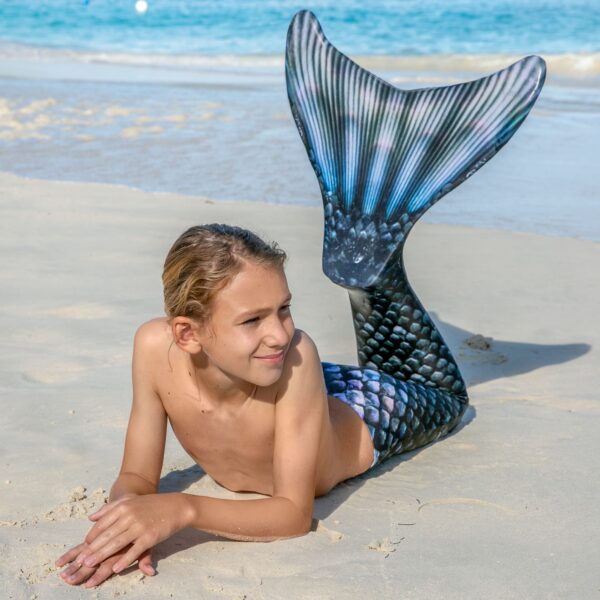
163;223;287;326
163;224;295;386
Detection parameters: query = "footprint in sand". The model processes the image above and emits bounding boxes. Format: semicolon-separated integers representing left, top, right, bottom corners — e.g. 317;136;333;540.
42;303;113;320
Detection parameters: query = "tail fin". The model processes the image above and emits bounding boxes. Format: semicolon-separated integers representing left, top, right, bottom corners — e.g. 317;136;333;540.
286;10;546;288
286;11;545;392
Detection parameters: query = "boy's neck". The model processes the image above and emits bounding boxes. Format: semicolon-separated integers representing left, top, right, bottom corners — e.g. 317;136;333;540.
188;353;256;408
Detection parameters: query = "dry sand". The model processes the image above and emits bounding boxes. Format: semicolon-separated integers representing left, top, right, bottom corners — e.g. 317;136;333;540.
1;171;599;599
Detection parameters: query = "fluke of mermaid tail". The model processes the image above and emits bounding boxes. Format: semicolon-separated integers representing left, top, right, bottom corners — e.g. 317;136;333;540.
285;11;545;466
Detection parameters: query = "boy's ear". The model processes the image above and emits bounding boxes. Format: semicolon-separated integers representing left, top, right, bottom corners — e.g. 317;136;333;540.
171;317;204;354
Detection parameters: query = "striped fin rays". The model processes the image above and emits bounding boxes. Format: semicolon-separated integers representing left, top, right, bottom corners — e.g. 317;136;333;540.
285;10;546;227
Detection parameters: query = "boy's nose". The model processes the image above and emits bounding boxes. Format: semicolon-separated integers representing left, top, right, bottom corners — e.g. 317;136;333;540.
264;316;291;347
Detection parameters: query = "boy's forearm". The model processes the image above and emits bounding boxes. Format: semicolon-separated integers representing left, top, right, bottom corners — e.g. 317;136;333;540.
109;472;157;501
107;478;312;541
180;494;312;541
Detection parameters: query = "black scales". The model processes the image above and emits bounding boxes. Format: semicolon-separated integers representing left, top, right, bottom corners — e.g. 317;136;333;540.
285;10;546;465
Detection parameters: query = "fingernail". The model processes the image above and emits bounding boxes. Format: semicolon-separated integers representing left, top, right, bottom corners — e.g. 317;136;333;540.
83;556;96;567
113;563;123;573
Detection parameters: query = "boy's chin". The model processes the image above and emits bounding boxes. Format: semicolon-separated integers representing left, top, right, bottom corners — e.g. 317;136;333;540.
252;368;284;388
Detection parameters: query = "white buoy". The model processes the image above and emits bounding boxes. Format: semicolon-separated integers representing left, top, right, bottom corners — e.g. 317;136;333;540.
135;0;148;14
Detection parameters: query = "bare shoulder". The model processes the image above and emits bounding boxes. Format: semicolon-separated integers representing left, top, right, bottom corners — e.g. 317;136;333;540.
276;328;324;401
134;317;171;350
133;318;172;371
284;328;321;369
131;318;172;399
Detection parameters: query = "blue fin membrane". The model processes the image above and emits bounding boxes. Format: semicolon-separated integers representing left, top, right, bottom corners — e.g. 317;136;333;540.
286;10;546;288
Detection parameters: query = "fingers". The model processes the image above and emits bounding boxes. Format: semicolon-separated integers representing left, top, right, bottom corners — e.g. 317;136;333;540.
112;541;148;574
58;546;156;588
88;501;115;522
83;527;135;568
55;543;86;568
81;549;154;589
88;494;133;521
85;518;131;556
137;549;156;576
85;507;123;544
83;557;121;589
59;562;96;586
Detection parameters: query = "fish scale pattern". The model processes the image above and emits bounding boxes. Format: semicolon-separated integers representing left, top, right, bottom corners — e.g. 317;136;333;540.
286;10;545;467
348;263;467;397
322;362;466;465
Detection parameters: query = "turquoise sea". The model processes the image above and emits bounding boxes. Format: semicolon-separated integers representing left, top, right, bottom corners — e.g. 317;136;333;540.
1;0;599;56
0;0;599;241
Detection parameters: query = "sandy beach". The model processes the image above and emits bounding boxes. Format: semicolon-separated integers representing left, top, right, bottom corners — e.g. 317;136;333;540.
2;4;600;596
1;170;599;599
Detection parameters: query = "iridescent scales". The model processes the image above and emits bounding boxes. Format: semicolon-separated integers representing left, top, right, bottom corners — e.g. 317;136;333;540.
322;362;464;465
285;10;546;466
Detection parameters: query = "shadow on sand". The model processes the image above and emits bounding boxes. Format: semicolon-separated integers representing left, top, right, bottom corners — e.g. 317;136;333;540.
430;311;590;387
152;317;590;559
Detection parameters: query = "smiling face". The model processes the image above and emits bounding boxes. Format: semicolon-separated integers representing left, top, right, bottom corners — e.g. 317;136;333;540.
196;260;296;388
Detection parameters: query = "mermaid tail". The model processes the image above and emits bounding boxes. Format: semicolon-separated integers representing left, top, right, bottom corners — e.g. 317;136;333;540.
285;11;545;465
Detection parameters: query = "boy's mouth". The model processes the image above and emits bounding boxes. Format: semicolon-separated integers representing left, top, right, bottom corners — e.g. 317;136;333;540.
254;350;285;363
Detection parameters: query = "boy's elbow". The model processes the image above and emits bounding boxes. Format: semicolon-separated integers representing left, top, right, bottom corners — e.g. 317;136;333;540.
298;517;313;536
274;518;311;540
278;499;313;539
290;512;312;537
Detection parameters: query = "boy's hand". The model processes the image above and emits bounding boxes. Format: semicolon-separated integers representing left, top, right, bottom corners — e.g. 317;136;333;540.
56;542;154;588
76;493;192;573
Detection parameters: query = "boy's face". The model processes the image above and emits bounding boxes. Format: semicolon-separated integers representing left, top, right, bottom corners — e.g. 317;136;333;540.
198;261;295;387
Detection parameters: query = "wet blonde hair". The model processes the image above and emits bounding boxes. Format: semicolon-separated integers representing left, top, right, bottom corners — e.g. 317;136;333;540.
162;224;287;324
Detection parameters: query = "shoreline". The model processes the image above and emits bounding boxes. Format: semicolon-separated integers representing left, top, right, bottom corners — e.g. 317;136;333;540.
1;168;599;246
1;54;598;243
1;161;599;244
1;50;600;88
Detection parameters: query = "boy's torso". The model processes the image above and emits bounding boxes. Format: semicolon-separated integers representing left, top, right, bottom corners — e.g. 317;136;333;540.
148;318;374;496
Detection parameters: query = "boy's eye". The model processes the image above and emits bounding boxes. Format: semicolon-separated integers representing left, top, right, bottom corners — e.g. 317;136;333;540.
241;305;291;326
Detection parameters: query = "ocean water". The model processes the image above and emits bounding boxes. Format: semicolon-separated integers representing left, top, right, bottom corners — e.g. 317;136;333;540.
0;0;599;241
1;0;599;56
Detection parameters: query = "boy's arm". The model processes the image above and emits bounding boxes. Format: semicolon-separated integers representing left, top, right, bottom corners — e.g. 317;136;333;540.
80;330;327;571
110;321;168;500
56;321;168;584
